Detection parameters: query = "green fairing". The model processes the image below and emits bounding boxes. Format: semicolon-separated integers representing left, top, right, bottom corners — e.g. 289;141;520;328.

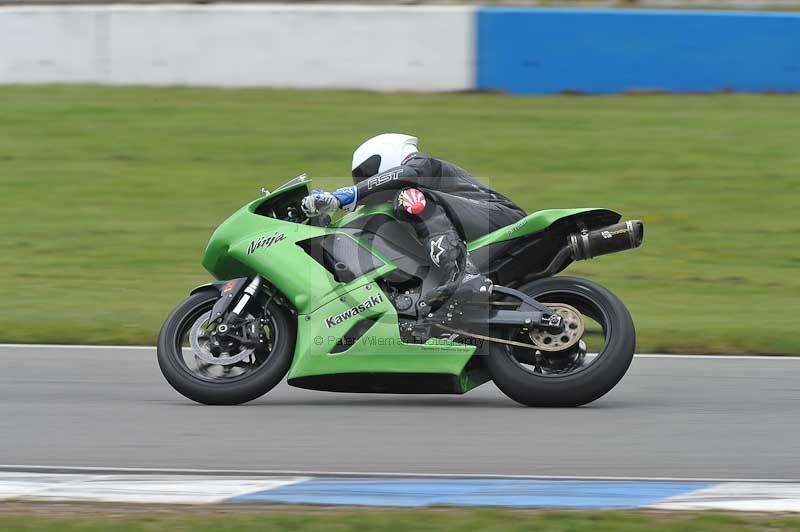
201;187;396;315
467;208;617;251
199;179;613;393
333;204;397;227
287;284;480;386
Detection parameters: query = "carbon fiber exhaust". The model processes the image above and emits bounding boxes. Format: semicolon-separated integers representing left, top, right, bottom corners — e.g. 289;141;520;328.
569;220;644;260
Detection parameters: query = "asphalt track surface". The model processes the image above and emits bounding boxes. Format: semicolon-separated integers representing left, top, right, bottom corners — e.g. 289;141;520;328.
1;345;798;480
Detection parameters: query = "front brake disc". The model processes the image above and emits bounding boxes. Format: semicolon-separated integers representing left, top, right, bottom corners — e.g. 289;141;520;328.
189;311;255;366
528;304;585;352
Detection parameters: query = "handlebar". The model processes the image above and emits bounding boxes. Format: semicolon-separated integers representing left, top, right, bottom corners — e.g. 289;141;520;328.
307;213;332;228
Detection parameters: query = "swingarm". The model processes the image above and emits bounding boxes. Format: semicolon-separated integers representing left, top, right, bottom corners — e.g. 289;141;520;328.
460;308;563;332
430;282;564;333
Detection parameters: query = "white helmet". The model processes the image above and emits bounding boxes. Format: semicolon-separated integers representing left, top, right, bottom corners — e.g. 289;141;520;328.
351;133;418;182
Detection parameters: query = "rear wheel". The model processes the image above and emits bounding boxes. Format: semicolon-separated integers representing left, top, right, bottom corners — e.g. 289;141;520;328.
486;276;635;407
157;290;295;405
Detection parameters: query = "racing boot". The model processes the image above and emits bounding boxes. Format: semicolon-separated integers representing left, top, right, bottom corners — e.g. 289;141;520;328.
422;274;494;336
420;259;490;316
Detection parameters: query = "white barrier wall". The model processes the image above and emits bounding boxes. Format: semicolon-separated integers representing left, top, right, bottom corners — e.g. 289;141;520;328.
0;5;474;91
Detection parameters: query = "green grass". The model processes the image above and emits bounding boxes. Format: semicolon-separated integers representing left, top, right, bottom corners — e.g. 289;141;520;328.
1;508;800;532
1;86;799;353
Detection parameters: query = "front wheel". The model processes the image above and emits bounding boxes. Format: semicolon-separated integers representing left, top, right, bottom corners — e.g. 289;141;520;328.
486;276;635;407
157;290;295;405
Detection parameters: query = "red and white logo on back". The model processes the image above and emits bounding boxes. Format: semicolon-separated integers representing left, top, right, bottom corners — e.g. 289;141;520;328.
400;188;426;215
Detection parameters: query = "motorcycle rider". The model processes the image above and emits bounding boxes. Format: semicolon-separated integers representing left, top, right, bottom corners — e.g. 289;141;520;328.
301;133;526;310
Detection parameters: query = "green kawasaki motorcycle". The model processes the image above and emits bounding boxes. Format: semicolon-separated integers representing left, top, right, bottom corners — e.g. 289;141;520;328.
158;175;644;407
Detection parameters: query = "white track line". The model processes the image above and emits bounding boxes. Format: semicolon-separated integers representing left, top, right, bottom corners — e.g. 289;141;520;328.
0;344;154;351
646;482;800;512
634;354;798;360
0;472;308;504
0;465;796;483
0;344;796;360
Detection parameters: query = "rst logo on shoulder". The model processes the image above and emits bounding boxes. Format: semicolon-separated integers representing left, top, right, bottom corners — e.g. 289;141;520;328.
366;170;401;190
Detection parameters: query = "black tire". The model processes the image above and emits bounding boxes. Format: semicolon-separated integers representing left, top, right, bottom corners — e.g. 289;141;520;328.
157;290;295;405
486;276;635;407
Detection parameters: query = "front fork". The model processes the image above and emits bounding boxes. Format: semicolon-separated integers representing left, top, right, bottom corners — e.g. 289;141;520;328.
204;276;267;350
230;276;262;317
209;275;263;329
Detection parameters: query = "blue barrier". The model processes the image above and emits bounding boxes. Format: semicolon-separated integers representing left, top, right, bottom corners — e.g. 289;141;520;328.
477;8;800;94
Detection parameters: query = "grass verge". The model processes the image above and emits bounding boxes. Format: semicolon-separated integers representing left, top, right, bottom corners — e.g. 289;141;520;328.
1;506;800;532
1;86;798;353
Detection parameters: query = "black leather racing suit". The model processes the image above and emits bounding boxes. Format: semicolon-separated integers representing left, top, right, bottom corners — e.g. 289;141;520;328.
352;152;526;306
